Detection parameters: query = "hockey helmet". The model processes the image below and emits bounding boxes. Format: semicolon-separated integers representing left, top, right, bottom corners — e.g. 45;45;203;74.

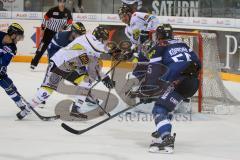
118;5;133;17
71;22;86;35
7;23;24;36
122;0;138;5
156;24;173;40
92;26;109;42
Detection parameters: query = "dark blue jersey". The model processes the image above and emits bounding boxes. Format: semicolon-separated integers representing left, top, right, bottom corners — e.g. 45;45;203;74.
147;39;201;81
47;31;72;58
0;31;17;68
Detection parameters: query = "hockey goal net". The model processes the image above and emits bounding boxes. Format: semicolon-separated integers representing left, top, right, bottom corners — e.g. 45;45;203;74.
174;31;239;114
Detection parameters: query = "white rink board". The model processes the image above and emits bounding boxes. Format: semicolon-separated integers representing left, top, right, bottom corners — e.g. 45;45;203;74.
1;13;240;55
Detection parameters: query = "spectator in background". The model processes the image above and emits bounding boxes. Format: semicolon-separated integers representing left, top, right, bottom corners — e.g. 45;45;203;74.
0;1;7;11
24;0;33;12
66;0;84;13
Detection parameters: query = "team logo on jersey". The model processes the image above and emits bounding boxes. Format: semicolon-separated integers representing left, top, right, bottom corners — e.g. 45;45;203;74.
132;29;140;41
79;53;89;65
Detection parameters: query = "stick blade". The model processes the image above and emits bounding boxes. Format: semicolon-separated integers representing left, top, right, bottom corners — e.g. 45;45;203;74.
42;115;60;121
61;123;82;135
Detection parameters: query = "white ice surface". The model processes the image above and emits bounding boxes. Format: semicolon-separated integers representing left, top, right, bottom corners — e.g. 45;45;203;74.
0;63;240;160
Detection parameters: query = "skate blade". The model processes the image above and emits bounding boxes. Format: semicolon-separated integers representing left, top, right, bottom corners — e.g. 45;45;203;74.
149;146;174;154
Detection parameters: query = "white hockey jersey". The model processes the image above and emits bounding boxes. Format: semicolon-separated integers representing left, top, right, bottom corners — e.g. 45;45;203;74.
125;12;160;46
50;33;108;79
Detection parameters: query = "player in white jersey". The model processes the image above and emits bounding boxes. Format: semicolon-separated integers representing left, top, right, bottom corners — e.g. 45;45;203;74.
18;26;116;119
118;5;160;52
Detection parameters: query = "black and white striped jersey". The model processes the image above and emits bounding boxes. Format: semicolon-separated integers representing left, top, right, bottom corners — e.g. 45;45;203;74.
42;6;73;32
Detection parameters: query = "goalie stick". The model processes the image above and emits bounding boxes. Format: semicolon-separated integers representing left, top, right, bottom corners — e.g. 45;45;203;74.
61;101;142;135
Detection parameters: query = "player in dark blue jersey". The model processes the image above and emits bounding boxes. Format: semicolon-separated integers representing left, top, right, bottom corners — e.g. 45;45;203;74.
130;24;201;153
0;23;30;119
47;22;86;58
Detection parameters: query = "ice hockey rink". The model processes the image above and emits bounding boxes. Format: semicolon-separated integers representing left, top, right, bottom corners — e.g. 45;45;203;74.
0;62;240;160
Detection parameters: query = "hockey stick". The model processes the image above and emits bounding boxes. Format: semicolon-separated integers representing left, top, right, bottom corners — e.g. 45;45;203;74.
86;40;131;96
98;57;117;116
17;92;60;121
61;101;142;135
86;60;121;96
6;82;60;121
84;60;121;117
87;92;111;117
1;77;60;121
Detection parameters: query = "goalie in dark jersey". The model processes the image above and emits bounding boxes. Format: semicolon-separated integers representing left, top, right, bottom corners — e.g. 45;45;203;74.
126;24;201;153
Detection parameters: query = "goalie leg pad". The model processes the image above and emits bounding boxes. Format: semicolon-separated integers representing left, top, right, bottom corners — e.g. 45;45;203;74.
132;63;148;80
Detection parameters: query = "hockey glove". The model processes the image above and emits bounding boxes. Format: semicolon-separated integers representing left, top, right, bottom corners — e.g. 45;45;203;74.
102;75;115;89
108;48;122;60
0;66;7;78
117;50;134;61
140;98;155;104
181;61;201;77
139;30;150;44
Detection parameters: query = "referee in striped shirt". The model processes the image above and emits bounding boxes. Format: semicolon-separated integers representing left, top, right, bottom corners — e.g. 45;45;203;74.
31;0;73;70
